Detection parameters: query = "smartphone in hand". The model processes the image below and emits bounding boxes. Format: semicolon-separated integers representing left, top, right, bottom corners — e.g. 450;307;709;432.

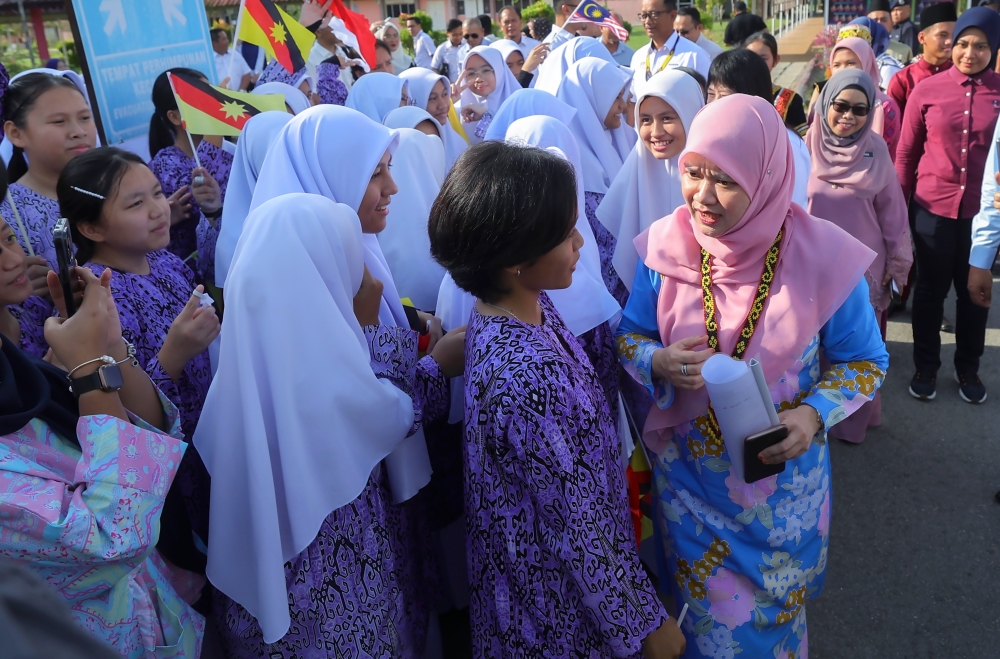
53;218;77;317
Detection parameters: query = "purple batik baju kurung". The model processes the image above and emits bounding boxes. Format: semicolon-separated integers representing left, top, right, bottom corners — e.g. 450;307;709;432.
84;250;213;565
464;293;666;658
215;323;449;659
0;183;60;357
148;141;233;266
585;191;629;308
317;62;349;106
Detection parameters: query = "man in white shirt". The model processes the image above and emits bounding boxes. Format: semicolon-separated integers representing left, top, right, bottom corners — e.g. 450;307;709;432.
407;16;436;68
629;0;709;87
499;6;540;58
431;19;467;82
211;28;251;91
602;11;636;66
674;7;723;61
543;0;580;47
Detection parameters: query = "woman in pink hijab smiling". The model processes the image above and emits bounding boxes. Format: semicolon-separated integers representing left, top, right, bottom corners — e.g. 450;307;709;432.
615;94;888;657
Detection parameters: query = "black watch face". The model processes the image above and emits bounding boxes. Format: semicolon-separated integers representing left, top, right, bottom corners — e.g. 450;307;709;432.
100;364;125;391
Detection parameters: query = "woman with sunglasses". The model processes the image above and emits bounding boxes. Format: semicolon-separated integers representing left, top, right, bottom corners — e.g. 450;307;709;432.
806;68;911;443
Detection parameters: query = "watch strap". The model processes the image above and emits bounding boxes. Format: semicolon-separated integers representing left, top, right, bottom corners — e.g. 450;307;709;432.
69;363;123;397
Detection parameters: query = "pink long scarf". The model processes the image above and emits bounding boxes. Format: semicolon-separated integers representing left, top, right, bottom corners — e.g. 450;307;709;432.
636;94;875;452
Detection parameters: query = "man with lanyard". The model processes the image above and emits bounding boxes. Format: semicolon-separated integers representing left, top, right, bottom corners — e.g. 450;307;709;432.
887;2;956;119
890;0;920;55
629;0;709;90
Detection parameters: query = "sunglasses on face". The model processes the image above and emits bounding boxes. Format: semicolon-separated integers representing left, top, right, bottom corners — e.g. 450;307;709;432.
829;100;870;116
465;33;481;39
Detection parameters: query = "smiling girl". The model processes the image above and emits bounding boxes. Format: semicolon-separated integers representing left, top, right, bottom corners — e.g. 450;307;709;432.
0;73;96;357
58;146;220;576
456;45;521;141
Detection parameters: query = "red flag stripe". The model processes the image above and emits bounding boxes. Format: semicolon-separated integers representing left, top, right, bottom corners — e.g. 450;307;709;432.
171;74;255;131
244;0;298;73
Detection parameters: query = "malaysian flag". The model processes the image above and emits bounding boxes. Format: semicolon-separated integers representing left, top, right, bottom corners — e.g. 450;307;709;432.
567;0;630;40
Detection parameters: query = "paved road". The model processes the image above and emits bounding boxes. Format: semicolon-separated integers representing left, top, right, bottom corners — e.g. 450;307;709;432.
809;286;1000;657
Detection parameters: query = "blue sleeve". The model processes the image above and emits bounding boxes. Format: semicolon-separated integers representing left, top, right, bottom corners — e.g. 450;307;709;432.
971;116;1000;269
802;279;889;434
615;261;673;409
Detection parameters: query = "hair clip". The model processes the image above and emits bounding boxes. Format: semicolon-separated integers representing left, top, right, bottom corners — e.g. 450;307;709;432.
71;186;105;200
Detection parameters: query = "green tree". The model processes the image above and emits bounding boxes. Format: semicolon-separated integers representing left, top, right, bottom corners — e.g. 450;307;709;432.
522;1;556;22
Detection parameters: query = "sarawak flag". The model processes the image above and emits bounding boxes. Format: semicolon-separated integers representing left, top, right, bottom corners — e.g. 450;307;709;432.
168;72;287;136
238;0;316;75
325;0;377;69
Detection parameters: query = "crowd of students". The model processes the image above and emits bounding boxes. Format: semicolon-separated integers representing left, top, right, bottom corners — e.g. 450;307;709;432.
0;0;997;657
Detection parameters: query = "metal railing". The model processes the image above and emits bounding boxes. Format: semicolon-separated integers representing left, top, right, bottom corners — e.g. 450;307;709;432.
770;2;812;38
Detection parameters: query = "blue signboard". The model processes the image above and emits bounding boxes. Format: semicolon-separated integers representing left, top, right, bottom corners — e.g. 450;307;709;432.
70;0;217;145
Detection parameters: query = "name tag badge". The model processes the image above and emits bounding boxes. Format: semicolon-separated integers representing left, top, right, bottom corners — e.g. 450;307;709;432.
864;151;874;157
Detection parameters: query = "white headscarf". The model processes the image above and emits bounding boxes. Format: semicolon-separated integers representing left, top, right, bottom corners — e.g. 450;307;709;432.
251;105;406;328
376;128;446;311
532;36;617;94
483;88;576;141
383;105;440;135
195;193;416;645
345;72;409;122
250;105;432;507
215;111;293;287
555;58;633;195
596;69;704;290
400;67;469;171
376;23;414;74
251;82;311;115
505;116;621;335
490;39;525;68
459;45;522;114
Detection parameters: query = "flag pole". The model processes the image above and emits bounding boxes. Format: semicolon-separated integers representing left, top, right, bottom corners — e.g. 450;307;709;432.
166;73;204;171
227;0;247;90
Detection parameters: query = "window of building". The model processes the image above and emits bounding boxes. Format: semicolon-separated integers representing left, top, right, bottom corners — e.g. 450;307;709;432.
386;3;417;18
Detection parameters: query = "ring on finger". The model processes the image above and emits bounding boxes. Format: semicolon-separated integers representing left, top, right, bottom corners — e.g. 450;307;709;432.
681;363;689;376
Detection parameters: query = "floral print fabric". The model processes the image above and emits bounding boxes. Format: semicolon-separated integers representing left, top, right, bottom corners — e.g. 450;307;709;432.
464;293;666;658
0;398;206;658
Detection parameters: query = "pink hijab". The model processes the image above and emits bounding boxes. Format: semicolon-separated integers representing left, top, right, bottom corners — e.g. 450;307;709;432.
830;37;901;155
636;95;875;452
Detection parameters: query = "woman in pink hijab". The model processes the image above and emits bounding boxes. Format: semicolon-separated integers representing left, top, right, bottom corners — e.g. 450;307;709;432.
810;36;902;158
615;94;888;657
807;68;911;443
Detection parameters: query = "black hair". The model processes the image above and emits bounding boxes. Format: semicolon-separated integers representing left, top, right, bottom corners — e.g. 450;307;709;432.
3;73;86;183
148;67;205;160
734;1;748;11
742;30;778;59
447;18;463;31
478;14;493;33
406;16;421;24
0;162;8;202
57;147;146;264
522;25;532;36
500;6;522;18
675;65;708;98
210;27;227;42
678;6;702;24
650;0;678;11
375;39;391;56
429;141;578;303
707;49;773;102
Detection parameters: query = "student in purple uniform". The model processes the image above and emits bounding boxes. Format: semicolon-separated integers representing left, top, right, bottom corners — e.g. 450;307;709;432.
58;147;220;576
147;68;232;272
0;73;96;356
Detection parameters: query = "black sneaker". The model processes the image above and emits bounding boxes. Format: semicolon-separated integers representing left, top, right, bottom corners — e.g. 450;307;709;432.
955;372;987;404
909;371;937;400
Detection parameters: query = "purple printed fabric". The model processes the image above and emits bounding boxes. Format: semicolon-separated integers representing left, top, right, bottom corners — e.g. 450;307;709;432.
0;183;59;358
585;191;629;308
83;250;213;554
195;214;218;285
214;323;444;659
576;319;620;419
317;62;348;105
463;293;666;658
259;60;305;87
0;398;206;659
148;141;233;263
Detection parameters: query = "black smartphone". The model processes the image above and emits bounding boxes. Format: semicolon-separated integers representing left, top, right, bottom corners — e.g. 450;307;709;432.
53;218;76;317
743;425;788;483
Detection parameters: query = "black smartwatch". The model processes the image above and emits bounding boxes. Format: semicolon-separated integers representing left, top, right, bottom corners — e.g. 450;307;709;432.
69;363;124;397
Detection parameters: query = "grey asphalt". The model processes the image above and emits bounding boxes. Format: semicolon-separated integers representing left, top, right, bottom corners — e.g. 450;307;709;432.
809;286;1000;657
